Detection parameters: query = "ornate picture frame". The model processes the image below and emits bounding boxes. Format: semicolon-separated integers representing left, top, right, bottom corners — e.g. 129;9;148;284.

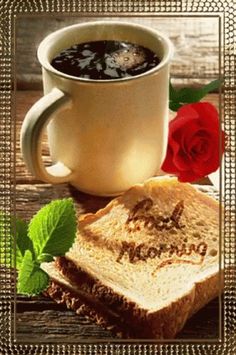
0;0;235;354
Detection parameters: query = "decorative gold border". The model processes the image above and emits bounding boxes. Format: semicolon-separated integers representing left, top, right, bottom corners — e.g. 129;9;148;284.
0;0;235;354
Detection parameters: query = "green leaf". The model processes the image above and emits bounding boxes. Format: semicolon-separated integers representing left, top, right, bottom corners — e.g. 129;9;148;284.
1;198;77;296
17;250;49;295
15;219;34;269
0;212;33;269
201;79;222;97
169;101;182;112
169;80;179;102
28;198;77;257
169;79;221;111
177;79;221;103
37;253;54;263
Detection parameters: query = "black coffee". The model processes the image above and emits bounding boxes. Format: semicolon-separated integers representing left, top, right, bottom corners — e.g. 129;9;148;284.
51;40;160;80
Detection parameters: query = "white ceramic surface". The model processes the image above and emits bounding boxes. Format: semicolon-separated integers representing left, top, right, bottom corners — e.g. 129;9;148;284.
20;21;173;196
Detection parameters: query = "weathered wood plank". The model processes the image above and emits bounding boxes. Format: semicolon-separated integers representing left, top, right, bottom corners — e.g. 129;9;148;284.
16;297;219;341
15;91;219;184
15;183;112;220
16;310;116;341
17;295;65;312
16;16;219;89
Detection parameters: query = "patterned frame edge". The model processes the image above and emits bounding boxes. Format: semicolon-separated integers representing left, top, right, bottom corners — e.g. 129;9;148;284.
0;0;235;354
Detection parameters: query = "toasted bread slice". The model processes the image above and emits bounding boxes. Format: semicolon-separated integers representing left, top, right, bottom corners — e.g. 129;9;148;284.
43;177;221;338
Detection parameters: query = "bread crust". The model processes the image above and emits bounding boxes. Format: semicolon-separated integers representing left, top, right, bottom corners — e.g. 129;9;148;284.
46;281;128;338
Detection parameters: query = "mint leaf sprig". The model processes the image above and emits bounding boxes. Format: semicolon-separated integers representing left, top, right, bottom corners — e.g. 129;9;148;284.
17;250;49;296
16;198;77;296
169;79;221;112
16;218;34;269
0;212;31;269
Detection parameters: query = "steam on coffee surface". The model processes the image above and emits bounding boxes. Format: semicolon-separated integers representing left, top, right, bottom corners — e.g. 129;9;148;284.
51;40;160;80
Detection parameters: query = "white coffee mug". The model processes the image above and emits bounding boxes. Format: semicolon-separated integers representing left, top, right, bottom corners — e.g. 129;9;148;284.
20;21;173;196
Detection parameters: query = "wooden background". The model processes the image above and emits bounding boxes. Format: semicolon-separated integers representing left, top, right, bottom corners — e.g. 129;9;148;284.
16;16;220;89
14;16;220;341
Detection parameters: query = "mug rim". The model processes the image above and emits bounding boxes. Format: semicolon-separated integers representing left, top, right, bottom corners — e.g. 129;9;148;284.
37;20;173;84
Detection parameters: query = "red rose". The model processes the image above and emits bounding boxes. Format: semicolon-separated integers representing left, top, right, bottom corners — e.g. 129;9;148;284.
161;102;225;182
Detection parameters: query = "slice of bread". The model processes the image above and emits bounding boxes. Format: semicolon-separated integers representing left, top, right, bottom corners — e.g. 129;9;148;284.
42;177;221;338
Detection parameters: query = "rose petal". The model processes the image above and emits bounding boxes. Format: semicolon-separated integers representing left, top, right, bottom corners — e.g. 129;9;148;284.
173;120;201;148
173;150;192;171
161;146;178;173
180;126;207;155
184;129;209;149
189;136;209;157
177;169;201;183
164;102;224;183
192;135;220;175
176;104;199;120
192;158;219;176
169;135;181;156
192;134;217;163
192;102;219;129
170;113;199;136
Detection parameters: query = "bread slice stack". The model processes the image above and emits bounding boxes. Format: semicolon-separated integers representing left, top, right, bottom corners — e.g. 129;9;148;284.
42;177;221;339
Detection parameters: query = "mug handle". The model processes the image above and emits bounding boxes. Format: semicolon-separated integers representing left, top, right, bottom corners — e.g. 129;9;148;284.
20;88;73;184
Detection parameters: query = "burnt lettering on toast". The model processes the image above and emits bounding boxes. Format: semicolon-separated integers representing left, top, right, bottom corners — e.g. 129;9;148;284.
170;200;185;229
126;199;185;233
116;241;208;268
127;198;153;221
117;199;208;271
116;241;136;263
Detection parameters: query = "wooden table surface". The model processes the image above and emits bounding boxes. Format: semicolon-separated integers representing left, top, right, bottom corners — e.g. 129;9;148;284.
13;11;221;343
14;91;220;342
